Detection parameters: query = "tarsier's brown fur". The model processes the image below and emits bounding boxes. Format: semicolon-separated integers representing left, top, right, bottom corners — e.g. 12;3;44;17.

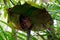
7;2;55;40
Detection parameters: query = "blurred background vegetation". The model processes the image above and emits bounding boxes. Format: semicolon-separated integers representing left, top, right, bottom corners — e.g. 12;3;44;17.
0;0;60;40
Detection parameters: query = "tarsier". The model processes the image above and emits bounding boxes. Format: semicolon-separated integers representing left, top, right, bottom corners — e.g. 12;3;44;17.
7;2;55;40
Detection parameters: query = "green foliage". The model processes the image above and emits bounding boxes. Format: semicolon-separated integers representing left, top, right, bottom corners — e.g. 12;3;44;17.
0;0;60;40
0;20;37;40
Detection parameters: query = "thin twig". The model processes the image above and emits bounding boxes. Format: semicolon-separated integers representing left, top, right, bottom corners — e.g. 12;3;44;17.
10;0;15;5
27;30;31;40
